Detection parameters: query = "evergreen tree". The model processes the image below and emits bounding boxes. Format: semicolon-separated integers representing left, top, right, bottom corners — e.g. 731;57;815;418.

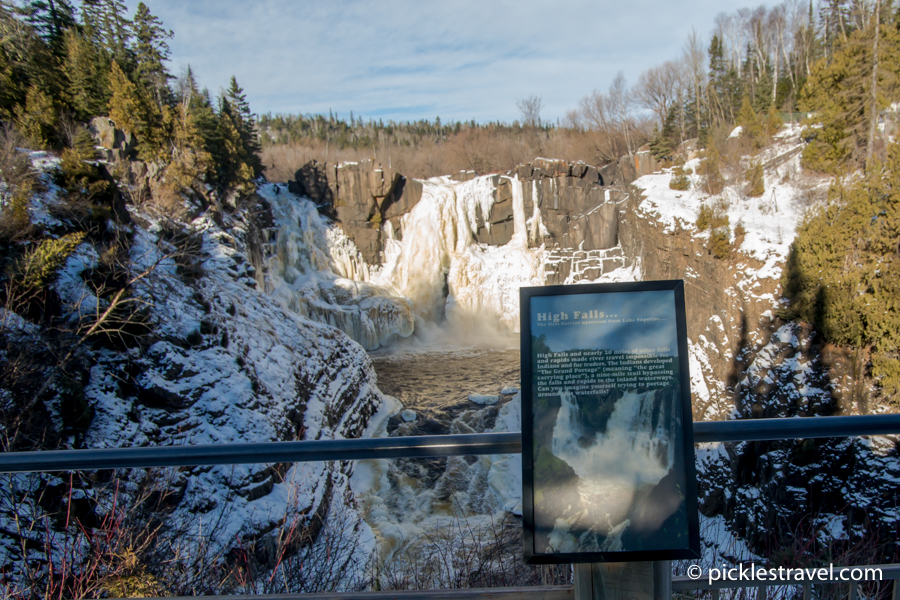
215;94;255;194
177;68;221;182
64;27;109;121
107;60;140;135
107;59;166;159
132;2;171;104
784;140;900;396
225;76;263;179
801;18;900;172
81;0;133;72
738;95;765;149
745;161;765;197
167;97;211;193
16;84;56;147
23;0;75;56
648;106;677;160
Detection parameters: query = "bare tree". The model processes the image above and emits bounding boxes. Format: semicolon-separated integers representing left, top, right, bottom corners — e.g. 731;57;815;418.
635;61;681;127
608;72;637;155
769;4;789;104
683;29;707;137
867;0;881;166
516;94;543;128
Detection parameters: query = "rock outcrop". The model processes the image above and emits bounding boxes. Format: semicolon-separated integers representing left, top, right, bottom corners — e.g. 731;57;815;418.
288;157;626;264
89;116;135;162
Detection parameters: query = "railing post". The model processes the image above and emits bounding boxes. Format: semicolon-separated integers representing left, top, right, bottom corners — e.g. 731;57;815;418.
573;562;667;600
653;560;672;600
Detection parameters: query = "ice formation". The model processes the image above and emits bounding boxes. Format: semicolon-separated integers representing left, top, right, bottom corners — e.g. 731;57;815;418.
261;184;415;350
374;175;546;336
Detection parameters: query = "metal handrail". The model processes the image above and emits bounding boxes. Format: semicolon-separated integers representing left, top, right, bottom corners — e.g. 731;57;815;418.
2;412;893;600
1;414;899;473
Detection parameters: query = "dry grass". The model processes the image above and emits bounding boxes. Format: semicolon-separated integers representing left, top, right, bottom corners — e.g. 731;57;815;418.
262;128;633;182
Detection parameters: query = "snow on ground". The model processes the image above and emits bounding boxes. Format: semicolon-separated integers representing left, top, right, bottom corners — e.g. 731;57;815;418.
0;164;392;584
633;124;812;286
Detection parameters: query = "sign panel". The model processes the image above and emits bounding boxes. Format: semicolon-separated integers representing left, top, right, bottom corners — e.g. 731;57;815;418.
520;280;700;564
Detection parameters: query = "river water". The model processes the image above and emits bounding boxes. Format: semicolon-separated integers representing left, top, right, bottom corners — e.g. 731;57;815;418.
370;342;521;432
351;341;539;587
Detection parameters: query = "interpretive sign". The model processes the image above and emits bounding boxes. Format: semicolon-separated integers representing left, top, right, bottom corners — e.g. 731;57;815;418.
520;280;700;564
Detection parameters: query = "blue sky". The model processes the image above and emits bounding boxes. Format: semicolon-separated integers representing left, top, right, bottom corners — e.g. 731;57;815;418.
126;0;768;124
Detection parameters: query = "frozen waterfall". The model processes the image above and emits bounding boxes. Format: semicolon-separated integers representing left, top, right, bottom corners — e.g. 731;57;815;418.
260;184;415;350
260;173;547;350
374;175;546;336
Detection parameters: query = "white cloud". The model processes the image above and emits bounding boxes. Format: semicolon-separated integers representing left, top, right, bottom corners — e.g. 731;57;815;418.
129;0;770;122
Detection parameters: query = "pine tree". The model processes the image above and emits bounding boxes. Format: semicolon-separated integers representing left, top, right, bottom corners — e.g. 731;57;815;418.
225;76;263;178
801;18;900;172
738;95;765;149
23;0;76;56
167;97;211;193
745;161;765;197
132;2;170;104
16;84;56;147
64;27;109;121
81;0;133;72
649;106;677;160
784;140;900;400
107;60;140;135
700;139;725;195
215;95;254;194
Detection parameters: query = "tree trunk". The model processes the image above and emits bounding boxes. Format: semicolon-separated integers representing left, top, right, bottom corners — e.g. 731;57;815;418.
867;0;881;167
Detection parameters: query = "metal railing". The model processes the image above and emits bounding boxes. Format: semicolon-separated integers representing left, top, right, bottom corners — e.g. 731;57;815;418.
2;414;899;473
2;413;899;600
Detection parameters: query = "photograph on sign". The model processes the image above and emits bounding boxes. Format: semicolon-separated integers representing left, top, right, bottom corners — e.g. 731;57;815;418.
520;280;700;563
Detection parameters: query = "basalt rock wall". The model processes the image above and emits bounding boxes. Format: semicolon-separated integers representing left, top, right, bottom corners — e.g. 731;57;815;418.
288;157;627;264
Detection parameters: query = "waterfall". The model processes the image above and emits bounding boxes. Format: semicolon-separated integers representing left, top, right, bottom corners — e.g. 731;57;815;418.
259;172;547;349
374;175;546;337
260;185;415;350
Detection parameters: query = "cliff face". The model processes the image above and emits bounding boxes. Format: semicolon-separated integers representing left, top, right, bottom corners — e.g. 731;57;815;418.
0;159;388;581
289;157;626;265
287;155;791;418
617;194;780;419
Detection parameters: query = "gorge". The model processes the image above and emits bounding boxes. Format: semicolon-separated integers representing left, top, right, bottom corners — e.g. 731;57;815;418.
3;130;899;592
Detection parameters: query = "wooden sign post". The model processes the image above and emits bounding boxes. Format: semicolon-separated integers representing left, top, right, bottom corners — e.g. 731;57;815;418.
520;281;700;600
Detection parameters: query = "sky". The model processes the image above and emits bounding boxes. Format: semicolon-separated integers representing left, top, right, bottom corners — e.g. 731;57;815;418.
126;0;768;124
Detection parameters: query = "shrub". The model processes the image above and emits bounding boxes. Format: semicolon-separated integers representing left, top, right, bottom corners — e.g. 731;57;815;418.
16;231;86;291
733;220;746;248
709;228;732;259
0;180;33;241
745;161;765;197
669;165;690;191
697;200;731;259
872;351;900;405
696;204;713;231
699;143;725;195
765;104;783;137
